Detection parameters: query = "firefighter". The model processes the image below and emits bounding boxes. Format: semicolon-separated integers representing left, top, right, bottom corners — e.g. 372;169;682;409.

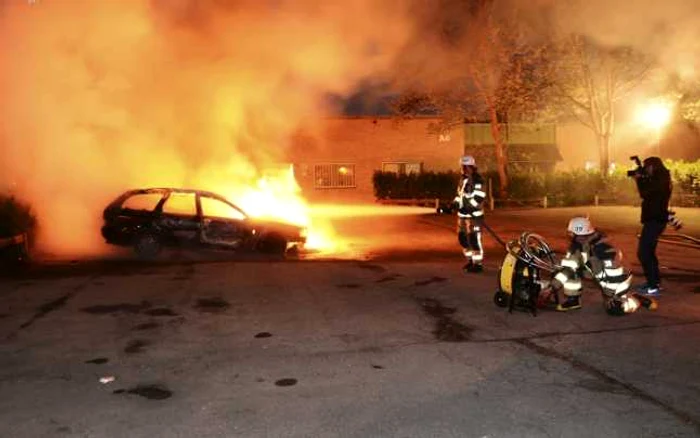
454;155;487;273
550;216;633;312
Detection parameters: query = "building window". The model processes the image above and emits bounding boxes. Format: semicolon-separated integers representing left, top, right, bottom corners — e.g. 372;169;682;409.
382;162;423;175
314;163;356;189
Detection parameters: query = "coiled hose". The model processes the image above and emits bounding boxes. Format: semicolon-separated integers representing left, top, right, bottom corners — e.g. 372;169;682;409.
505;232;561;273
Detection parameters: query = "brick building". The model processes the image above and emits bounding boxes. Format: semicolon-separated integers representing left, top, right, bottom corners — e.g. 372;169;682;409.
286;117;564;202
286;117;464;202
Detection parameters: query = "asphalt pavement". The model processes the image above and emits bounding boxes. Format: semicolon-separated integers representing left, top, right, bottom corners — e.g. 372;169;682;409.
1;206;700;438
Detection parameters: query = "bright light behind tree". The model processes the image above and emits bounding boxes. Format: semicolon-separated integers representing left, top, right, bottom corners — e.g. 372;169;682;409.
635;101;674;131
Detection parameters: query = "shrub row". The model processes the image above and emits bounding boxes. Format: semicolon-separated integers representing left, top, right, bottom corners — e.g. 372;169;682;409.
0;195;36;264
373;171;460;200
0;195;36;239
373;160;700;207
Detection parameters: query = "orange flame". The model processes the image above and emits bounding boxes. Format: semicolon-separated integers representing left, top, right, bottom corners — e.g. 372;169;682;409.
0;1;412;257
233;165;338;252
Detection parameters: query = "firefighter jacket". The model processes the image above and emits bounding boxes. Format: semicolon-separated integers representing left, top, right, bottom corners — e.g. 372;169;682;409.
552;231;632;297
454;172;486;219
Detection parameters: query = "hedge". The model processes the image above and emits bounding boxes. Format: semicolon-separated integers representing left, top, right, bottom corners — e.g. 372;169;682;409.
0;195;36;264
373;159;700;207
0;195;36;239
0;195;37;264
373;171;460;200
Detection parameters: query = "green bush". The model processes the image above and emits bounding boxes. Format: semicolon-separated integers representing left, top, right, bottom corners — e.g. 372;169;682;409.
372;159;700;207
0;195;37;239
373;171;459;200
665;160;700;206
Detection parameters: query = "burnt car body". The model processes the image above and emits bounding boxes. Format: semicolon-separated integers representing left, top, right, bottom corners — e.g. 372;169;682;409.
101;188;307;258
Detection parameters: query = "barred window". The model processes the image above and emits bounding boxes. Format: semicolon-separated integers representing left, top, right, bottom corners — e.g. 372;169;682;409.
381;162;423;175
314;163;356;189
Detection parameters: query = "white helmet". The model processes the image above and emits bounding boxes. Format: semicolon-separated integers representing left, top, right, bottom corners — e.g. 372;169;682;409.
567;216;595;236
460;155;476;166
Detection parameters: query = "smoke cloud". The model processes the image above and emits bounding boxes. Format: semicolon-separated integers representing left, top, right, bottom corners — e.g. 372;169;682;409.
549;0;700;79
389;0;700;92
0;0;412;255
1;0;699;256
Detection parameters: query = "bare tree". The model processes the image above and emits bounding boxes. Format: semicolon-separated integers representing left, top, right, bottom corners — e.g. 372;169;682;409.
392;1;550;196
549;35;653;173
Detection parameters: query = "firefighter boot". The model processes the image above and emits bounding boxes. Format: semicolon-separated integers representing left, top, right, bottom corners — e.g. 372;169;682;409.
467;263;484;273
463;259;484;273
462;259;473;273
556;295;582;312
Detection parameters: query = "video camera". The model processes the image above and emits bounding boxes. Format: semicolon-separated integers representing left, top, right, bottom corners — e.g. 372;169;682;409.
626;156;646;178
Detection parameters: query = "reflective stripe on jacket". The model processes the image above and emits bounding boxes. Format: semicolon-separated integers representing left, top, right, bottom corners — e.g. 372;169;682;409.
455;172;485;219
552;232;631;296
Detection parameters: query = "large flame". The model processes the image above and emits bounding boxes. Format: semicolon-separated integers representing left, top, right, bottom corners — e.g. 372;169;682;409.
0;1;411;257
234;165;337;251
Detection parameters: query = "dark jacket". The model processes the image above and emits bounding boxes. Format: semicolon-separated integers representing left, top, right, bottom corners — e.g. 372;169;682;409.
636;158;671;223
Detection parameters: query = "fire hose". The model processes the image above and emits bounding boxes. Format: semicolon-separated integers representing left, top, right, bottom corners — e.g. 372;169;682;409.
481;220;560;272
645;232;700;250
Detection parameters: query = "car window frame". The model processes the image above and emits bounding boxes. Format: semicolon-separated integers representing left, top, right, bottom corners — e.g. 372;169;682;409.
158;191;200;219
119;190;168;214
197;193;248;222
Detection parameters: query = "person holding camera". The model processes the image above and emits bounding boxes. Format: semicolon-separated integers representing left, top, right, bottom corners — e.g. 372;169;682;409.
631;156;672;296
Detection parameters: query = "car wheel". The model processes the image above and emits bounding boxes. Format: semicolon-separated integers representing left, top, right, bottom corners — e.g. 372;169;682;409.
259;234;287;255
134;233;161;259
494;291;510;308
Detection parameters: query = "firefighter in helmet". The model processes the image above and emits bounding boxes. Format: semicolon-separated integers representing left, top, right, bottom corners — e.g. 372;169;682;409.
454;155;487;273
550;216;634;312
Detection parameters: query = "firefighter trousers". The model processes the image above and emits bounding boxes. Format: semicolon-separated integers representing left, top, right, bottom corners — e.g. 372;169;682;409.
457;216;484;264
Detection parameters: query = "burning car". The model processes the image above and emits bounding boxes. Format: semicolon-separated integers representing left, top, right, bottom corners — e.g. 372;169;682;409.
101;188;307;258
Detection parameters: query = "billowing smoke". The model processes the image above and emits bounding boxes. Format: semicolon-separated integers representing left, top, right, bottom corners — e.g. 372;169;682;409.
2;0;699;256
549;0;700;79
390;0;700;92
0;0;412;255
386;0;700;161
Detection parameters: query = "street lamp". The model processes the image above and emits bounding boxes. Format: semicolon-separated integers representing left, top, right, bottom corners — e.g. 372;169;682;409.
635;101;673;155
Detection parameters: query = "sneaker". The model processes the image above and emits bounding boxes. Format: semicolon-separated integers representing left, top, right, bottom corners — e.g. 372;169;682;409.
639;285;662;296
632;283;649;292
556;296;582;312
